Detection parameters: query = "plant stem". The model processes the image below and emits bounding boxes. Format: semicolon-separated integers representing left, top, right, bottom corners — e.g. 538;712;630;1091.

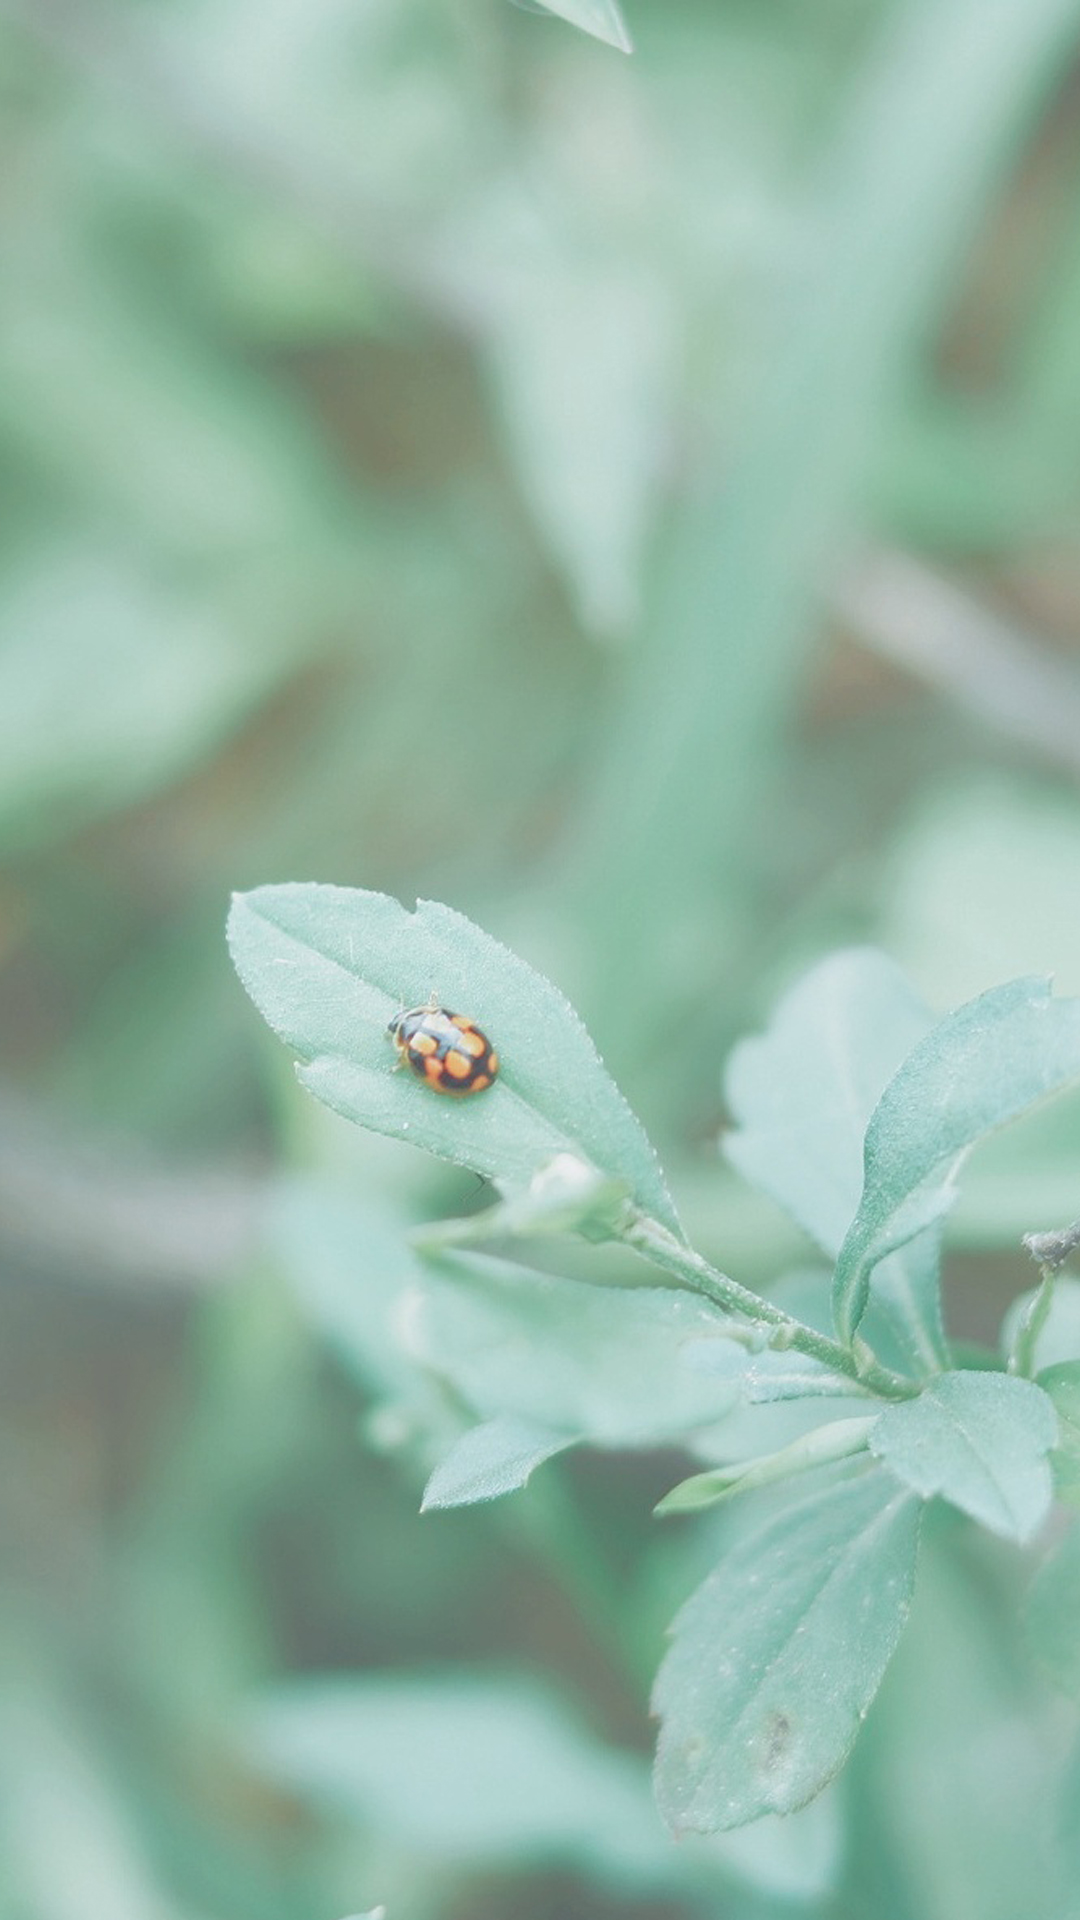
1009;1266;1057;1379
1011;1216;1080;1377
623;1215;918;1401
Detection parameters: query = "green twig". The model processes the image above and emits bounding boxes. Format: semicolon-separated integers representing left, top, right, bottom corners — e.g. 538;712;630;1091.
623;1215;918;1401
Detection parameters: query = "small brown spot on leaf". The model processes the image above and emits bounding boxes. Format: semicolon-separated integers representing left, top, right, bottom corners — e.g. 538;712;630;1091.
761;1711;794;1773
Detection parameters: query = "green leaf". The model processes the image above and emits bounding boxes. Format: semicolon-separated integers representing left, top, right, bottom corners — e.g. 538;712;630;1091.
573;0;1080;1034
227;884;681;1236
0;545;291;853
868;1528;1070;1920
0;1689;192;1920
725;949;932;1256
1037;1361;1080;1505
409;1253;741;1446
1026;1521;1080;1701
834;977;1080;1342
509;0;633;54
868;1371;1057;1542
247;1667;841;1905
1003;1279;1080;1374
269;1183;435;1405
655;1418;878;1516
685;1337;876;1405
724;949;946;1372
421;1417;574;1509
246;1672;663;1875
653;1468;920;1832
478;249;668;635
880;780;1080;1011
413;1156;634;1248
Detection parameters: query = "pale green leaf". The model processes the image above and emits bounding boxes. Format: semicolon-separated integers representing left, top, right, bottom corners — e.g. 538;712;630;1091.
1026;1521;1080;1701
574;0;1080;1032
869;1529;1070;1920
724;949;946;1372
653;1468;920;1832
509;0;633;54
1037;1361;1080;1505
413;1156;633;1248
246;1667;839;1900
685;1337;875;1405
1003;1280;1080;1374
421;1417;573;1509
834;977;1080;1342
409;1253;740;1446
228;884;681;1235
881;780;1080;1009
483;255;668;634
0;1694;188;1920
246;1672;663;1874
655;1418;878;1516
269;1184;431;1404
869;1371;1057;1541
725;949;933;1255
0;546;290;853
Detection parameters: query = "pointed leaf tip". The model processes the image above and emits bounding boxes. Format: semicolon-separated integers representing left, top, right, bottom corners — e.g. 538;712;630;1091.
511;0;633;53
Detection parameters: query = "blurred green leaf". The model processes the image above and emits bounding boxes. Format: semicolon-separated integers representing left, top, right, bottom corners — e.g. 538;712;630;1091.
246;1671;662;1874
0;222;355;569
863;1527;1070;1920
576;0;1080;1032
653;1468;920;1833
882;782;1080;1009
725;949;947;1373
409;1252;742;1446
834;977;1080;1342
1026;1520;1080;1700
0;1692;187;1920
459;228;672;633
246;1665;841;1901
269;1182;438;1409
228;884;682;1233
421;1416;573;1509
869;1372;1057;1542
725;950;932;1256
0;546;290;853
878;186;1080;551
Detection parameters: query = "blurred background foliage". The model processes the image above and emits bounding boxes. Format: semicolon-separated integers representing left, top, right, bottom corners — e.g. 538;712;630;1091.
5;0;1080;1915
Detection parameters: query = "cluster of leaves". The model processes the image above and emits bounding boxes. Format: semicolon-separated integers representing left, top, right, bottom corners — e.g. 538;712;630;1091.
229;882;1080;1858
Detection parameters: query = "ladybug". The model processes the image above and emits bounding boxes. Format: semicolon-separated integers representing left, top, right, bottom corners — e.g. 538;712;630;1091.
387;997;499;1096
